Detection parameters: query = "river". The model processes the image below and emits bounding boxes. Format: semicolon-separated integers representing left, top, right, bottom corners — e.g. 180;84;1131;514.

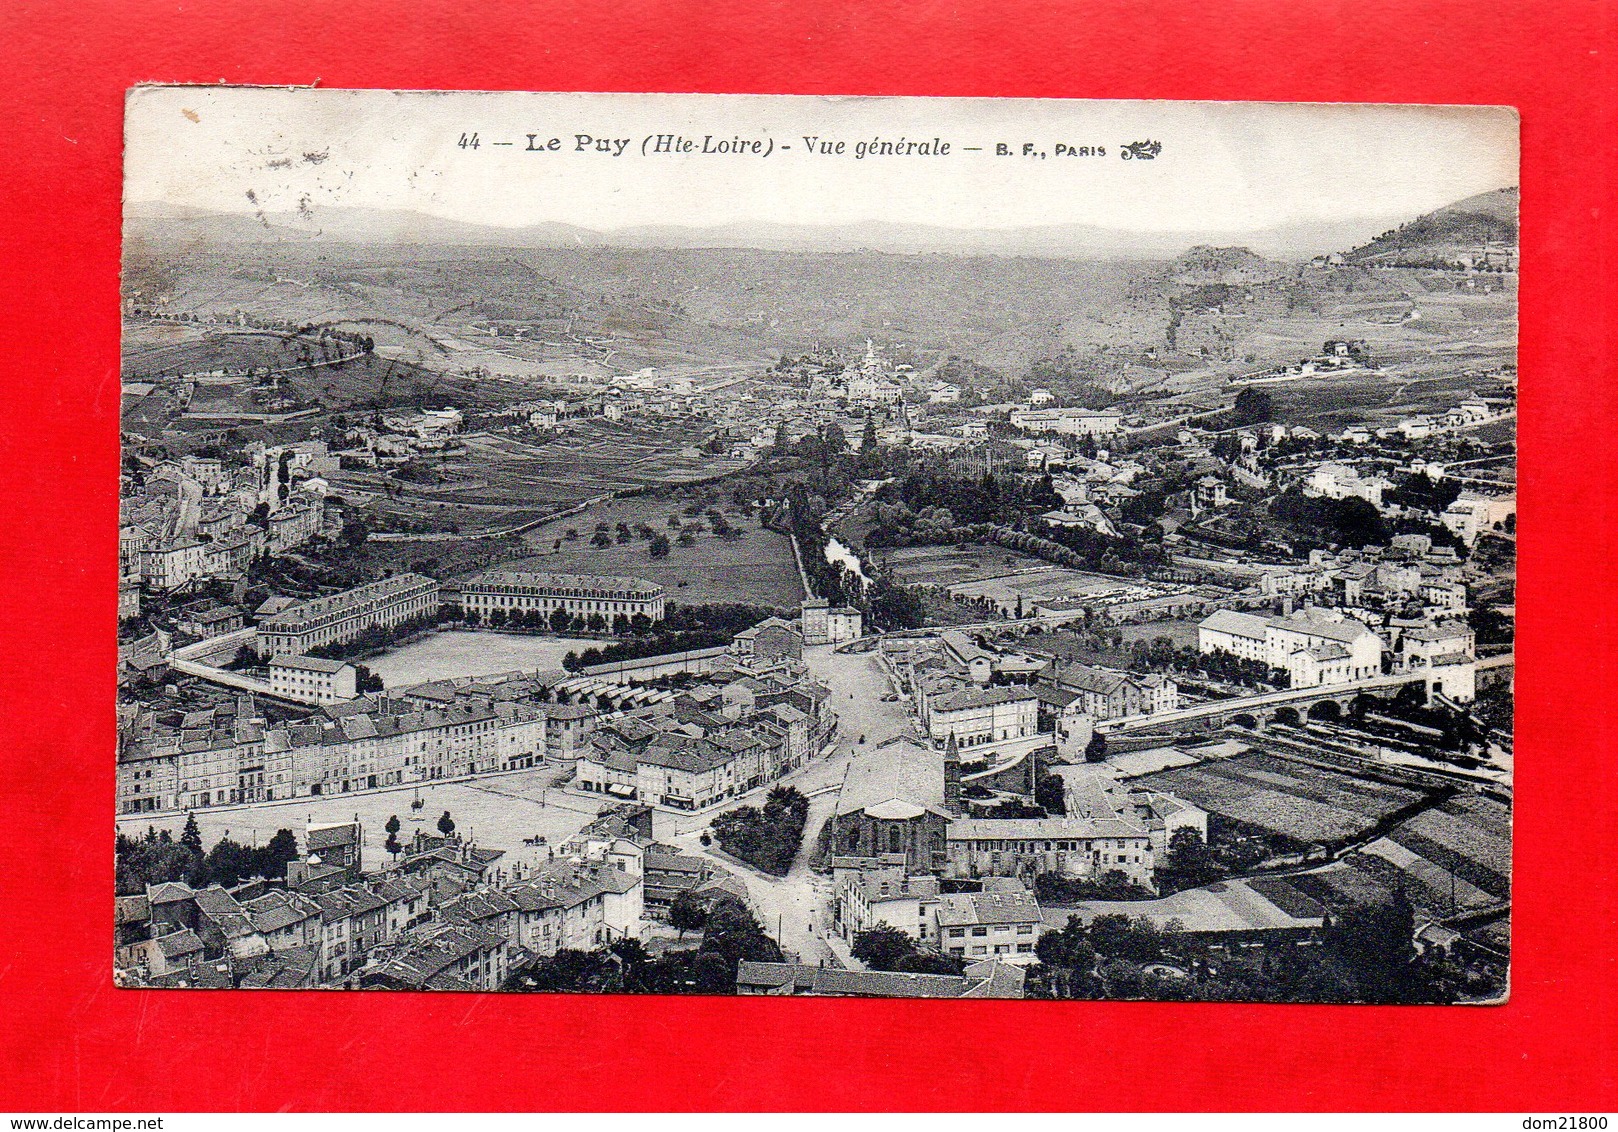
824;536;869;586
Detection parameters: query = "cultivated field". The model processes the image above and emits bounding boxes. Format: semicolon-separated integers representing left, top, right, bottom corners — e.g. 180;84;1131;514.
1112;619;1203;649
334;417;753;537
877;544;1054;588
1384;795;1511;899
1259;792;1514;931
1134;753;1430;845
499;494;806;608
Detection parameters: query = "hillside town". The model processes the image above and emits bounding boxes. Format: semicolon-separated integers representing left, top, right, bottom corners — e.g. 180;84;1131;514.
116;312;1514;1004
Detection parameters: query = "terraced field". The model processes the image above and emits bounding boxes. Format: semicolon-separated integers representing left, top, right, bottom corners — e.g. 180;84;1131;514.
123;324;316;380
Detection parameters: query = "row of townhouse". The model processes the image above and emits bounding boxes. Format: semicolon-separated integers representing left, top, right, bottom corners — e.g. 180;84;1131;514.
116;697;552;814
1035;661;1178;720
918;684;1040;751
122;496;321;592
137;526;268;592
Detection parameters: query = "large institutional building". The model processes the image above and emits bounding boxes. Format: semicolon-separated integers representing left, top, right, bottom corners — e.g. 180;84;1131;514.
1198;607;1384;687
460;571;666;624
257;573;439;657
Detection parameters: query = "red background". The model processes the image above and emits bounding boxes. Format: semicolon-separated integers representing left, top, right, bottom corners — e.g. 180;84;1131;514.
1;0;1613;1112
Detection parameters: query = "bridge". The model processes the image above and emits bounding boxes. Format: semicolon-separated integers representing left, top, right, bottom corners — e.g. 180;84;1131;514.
1096;670;1433;735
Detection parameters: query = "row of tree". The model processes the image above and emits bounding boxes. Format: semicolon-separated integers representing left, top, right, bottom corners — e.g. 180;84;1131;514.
559;602;789;671
115;816;300;896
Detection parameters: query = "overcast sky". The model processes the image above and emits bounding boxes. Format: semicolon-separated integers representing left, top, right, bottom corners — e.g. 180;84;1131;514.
125;88;1517;234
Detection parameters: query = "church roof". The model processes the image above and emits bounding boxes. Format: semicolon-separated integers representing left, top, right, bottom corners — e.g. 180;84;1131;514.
835;739;949;820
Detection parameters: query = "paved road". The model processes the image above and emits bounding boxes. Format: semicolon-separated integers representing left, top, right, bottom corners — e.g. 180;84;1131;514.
666;643;919;961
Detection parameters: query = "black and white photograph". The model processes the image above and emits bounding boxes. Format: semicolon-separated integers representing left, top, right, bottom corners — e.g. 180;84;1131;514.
115;89;1517;1004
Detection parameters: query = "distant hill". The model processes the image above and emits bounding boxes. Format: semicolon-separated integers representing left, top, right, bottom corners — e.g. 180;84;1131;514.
1344;187;1518;265
124;201;1409;262
1165;245;1287;285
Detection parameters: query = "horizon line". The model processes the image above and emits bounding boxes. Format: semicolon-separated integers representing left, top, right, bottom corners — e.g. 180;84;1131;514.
121;186;1520;241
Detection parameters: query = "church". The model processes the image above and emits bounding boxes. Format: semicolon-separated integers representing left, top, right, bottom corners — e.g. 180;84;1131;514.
828;736;961;873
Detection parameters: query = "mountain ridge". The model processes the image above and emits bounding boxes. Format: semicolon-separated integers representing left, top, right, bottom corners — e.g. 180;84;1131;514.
124;199;1441;262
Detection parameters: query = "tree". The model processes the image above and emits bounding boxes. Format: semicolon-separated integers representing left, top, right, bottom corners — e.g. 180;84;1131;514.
699;895;784;971
341;514;370;547
1085;731;1109;763
1232;388;1274;426
691;950;734;994
821;421;848;454
384;831;402;861
180;812;203;854
1325;887;1423;1002
851;925;916;971
549;607;573;634
649;534;671;558
437;811;456;837
385;814;401;837
258;829;300;880
861;414;879;451
354;664;385;694
1159;827;1218;890
1035;772;1067;815
669;890;708;938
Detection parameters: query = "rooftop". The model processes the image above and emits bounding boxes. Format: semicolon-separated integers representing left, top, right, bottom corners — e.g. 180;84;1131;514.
835;738;949;820
933;889;1043;927
466;571;664;597
270;655;353;675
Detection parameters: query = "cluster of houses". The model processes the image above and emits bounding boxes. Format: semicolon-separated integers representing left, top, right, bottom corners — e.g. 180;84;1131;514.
1300;460;1515;543
575;663;838;811
328;408;468;464
120;443;334;597
115;805;732;991
1256;534;1470;615
1199;602;1478;700
882;630;1180;762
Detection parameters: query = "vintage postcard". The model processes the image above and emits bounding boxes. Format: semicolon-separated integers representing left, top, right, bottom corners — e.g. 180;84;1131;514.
116;89;1515;1003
